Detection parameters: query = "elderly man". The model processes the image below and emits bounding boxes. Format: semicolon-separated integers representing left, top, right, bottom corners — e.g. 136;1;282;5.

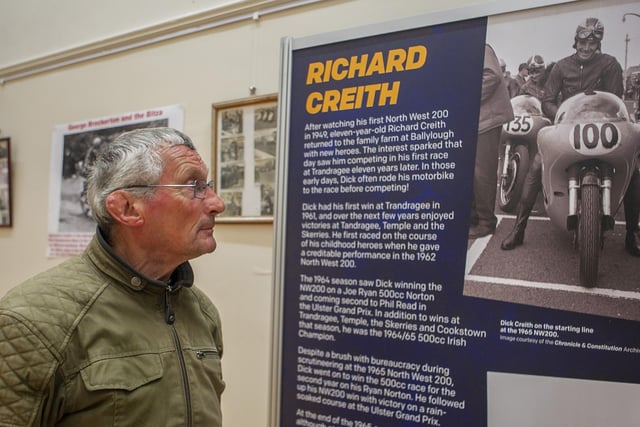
0;127;226;425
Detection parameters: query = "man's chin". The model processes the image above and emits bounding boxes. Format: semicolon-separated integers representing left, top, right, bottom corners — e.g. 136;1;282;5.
205;239;217;253
577;52;595;61
195;237;217;256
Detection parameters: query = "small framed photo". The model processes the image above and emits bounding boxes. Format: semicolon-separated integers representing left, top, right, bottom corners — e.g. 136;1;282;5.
212;94;277;223
0;137;12;227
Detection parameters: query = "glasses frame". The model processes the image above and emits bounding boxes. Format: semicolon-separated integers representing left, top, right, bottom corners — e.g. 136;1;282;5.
118;180;214;200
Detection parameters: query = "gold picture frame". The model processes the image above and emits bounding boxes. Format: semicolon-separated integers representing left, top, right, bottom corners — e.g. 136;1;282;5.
0;137;12;227
212;94;277;223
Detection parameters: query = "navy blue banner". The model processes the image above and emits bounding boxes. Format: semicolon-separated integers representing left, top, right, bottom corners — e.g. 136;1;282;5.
280;18;489;426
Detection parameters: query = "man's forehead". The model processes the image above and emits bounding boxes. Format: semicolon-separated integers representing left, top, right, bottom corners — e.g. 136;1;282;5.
160;144;200;159
160;144;207;170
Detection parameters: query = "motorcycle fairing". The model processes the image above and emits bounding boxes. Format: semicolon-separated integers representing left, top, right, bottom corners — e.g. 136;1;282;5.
537;91;640;231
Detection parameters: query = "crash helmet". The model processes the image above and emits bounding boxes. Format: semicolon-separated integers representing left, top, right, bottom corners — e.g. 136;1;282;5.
527;54;545;75
573;17;604;48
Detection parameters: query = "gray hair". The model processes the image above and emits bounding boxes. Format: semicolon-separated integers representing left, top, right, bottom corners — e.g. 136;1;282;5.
86;127;196;230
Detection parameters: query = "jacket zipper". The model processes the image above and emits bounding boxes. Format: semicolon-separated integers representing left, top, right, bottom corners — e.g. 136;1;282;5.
196;349;218;359
166;285;193;427
579;64;584;90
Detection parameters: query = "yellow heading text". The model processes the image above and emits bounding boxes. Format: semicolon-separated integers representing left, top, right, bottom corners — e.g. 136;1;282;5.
305;45;427;114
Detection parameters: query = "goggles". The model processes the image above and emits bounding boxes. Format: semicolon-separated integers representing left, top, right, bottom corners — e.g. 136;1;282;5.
576;28;603;41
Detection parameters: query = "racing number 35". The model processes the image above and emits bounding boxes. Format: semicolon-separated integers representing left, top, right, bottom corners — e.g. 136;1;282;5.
503;115;533;134
572;123;619;150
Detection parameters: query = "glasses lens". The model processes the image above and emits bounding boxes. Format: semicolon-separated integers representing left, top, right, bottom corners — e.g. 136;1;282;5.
194;180;213;199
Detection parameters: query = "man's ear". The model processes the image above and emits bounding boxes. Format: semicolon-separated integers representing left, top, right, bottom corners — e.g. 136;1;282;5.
106;190;145;226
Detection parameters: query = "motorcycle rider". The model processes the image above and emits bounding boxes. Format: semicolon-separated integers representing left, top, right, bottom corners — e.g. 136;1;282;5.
541;18;623;118
469;45;514;238
518;54;547;99
501;17;640;256
81;136;104;177
79;136;105;216
515;62;529;89
500;58;520;98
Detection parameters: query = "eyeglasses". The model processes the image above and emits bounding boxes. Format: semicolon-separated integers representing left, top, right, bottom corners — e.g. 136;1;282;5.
117;180;214;199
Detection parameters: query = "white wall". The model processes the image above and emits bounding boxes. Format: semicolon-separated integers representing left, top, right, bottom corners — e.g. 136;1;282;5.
0;1;502;426
0;0;234;68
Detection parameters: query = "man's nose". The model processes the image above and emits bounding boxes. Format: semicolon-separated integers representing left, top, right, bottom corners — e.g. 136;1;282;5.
205;190;225;214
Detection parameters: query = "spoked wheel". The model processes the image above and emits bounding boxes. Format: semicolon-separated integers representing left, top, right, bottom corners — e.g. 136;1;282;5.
578;184;601;287
498;144;529;213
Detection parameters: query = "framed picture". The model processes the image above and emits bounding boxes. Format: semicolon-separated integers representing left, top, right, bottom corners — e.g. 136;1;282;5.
212;94;277;223
0;137;11;227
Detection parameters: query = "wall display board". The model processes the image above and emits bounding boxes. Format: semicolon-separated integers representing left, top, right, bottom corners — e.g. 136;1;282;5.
272;0;640;426
47;105;184;257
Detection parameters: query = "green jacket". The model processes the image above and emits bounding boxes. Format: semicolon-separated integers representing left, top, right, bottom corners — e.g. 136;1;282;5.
0;231;224;426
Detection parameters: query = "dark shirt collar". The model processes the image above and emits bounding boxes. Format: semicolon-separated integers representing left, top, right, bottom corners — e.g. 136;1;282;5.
93;227;194;291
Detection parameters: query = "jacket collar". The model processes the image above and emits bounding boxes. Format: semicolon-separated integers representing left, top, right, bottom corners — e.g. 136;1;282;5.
86;227;194;292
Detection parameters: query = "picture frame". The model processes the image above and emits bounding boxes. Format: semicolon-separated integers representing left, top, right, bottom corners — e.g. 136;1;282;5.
212;94;277;223
0;137;12;227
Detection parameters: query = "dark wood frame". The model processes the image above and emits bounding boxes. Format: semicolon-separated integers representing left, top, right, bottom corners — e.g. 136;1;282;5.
212;94;278;223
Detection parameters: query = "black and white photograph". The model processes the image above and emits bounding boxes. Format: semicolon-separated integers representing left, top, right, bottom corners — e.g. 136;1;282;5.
465;1;640;321
0;138;11;228
58;120;168;234
213;94;277;222
47;105;184;257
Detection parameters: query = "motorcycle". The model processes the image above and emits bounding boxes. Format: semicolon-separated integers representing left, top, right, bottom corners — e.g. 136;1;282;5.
498;95;551;212
537;91;640;287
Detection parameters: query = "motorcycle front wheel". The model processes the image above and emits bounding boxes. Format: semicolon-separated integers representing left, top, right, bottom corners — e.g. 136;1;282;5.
578;184;601;287
498;144;529;213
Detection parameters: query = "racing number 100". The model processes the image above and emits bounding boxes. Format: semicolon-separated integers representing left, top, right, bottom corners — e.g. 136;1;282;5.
572;123;619;150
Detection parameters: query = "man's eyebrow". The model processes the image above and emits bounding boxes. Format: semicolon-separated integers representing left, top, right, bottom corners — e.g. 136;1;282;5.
179;165;209;181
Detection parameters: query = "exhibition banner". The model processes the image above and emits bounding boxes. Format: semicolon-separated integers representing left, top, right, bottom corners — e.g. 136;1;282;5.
272;1;640;426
